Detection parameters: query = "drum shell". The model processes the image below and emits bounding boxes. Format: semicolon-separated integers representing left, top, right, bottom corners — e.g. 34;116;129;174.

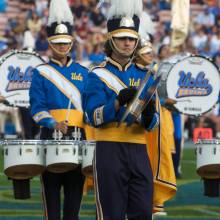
196;139;220;179
157;54;220;116
45;141;80;173
3;141;45;179
82;141;95;177
0;50;44;107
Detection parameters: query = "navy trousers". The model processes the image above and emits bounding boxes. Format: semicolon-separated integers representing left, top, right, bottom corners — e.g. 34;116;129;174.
40;127;85;220
42;167;85;220
94;141;153;220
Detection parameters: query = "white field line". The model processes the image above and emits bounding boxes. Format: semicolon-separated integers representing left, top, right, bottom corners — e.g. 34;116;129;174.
194;208;220;217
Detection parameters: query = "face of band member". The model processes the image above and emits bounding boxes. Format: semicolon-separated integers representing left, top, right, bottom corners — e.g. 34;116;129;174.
113;37;137;57
50;42;72;58
159;45;170;60
140;51;154;65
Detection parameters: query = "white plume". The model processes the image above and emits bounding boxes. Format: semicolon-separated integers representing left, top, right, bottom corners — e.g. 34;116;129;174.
107;0;143;19
139;11;155;39
47;0;74;26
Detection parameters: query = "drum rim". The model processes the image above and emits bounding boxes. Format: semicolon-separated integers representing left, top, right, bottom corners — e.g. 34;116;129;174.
158;54;220;116
0;49;45;65
196;139;220;144
43;140;81;145
3;140;44;145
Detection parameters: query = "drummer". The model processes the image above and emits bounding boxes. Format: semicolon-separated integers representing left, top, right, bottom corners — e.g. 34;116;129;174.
83;0;160;219
29;0;92;219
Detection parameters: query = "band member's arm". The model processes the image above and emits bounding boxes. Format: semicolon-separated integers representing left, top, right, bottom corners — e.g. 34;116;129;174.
83;72;119;127
29;69;57;129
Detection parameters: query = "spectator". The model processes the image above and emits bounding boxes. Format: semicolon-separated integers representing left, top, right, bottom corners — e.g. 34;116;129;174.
35;0;48;17
209;29;220;55
194;5;215;29
89;4;106;27
35;28;48;53
71;0;87;19
27;11;43;37
192;27;208;51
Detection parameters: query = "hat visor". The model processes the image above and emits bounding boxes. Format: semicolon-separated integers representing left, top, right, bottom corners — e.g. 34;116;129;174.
111;31;138;39
50;38;72;44
48;35;73;44
139;46;153;54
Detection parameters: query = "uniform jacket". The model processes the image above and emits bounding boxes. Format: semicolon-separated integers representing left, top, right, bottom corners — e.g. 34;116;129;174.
83;57;159;144
29;57;93;139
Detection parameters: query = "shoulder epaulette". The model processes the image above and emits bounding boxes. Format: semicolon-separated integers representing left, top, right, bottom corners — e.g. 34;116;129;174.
89;61;107;72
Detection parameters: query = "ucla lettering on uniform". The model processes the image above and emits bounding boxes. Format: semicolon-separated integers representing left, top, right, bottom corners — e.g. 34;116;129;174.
71;72;83;81
176;71;213;98
129;78;140;87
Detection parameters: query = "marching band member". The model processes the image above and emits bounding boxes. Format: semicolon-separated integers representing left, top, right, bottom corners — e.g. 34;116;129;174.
134;13;177;214
83;0;159;219
29;0;92;219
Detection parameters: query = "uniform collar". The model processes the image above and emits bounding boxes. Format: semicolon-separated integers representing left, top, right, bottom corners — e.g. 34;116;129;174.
135;63;148;70
50;56;73;67
107;57;132;71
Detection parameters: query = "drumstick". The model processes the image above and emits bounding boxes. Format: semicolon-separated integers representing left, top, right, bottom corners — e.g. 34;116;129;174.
65;98;72;123
55;129;57;140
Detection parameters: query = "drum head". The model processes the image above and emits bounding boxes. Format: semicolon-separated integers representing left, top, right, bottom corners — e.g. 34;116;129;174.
158;55;220;116
197;164;220;179
0;50;45;107
4;164;45;180
47;163;78;173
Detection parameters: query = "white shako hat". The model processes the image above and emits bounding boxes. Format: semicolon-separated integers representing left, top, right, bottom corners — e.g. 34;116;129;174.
46;0;74;44
105;0;143;39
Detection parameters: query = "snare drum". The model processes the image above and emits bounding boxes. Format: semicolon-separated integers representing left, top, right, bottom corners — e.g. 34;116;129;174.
82;141;95;177
196;139;220;179
3;140;45;179
157;54;220;116
0;50;45;107
45;140;80;173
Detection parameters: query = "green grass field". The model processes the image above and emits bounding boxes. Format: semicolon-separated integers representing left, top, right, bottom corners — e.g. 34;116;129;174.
0;145;220;220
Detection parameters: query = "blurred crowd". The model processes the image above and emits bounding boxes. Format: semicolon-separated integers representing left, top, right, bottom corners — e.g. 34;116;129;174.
1;0;220;65
0;0;219;139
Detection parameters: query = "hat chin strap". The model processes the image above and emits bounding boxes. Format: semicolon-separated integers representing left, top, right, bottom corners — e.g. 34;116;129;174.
109;36;139;59
49;41;73;57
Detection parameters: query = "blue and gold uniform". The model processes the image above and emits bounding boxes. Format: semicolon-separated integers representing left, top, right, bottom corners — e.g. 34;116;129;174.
30;58;87;132
84;58;159;142
30;57;90;220
83;58;159;220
